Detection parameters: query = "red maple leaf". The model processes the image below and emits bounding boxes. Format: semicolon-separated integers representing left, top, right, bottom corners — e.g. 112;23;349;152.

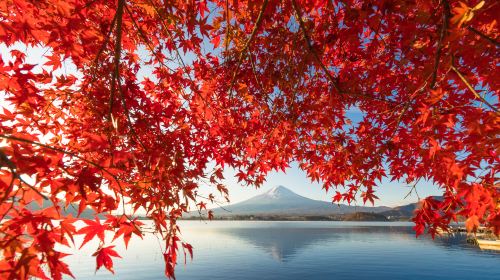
92;246;121;274
77;218;108;249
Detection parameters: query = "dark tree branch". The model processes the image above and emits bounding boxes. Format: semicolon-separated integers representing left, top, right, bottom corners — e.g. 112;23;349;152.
0;134;121;185
110;0;148;152
0;134;133;216
467;26;500;47
228;0;269;95
430;0;451;89
291;0;341;94
0;150;48;202
109;0;125;118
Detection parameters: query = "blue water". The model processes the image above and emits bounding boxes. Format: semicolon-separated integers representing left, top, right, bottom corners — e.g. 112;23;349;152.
63;221;500;279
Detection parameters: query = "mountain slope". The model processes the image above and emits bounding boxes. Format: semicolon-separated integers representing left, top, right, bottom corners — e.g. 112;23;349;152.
380;196;443;219
380;202;420;218
209;186;390;216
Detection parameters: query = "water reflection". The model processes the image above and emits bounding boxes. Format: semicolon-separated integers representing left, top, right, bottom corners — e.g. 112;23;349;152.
218;227;340;262
216;225;420;262
215;224;500;263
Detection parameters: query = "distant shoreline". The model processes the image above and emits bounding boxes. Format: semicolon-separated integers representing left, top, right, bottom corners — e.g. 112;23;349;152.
179;212;412;222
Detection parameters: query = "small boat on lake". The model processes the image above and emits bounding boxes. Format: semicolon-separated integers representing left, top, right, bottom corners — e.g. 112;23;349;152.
476;238;500;251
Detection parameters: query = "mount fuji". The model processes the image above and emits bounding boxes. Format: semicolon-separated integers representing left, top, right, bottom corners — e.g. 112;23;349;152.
208;185;391;217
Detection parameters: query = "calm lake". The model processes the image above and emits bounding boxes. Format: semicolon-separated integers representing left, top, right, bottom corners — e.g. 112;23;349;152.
62;221;500;279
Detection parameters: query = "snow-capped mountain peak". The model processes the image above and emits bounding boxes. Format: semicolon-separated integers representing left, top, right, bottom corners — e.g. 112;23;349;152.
265;185;295;199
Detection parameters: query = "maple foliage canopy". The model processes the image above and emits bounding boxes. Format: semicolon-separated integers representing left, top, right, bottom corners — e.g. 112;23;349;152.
0;0;499;278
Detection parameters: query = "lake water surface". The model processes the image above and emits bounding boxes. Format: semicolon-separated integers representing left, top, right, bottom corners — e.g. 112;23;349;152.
63;221;500;279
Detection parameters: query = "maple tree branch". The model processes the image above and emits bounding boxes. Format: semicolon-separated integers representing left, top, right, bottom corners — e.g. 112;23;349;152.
0;199;18;221
18;175;49;200
450;65;499;114
80;5;119;103
195;193;232;213
0;157;16;204
79;0;100;11
93;13;118;72
124;4;178;75
195;207;207;222
0;150;48;202
109;0;125;118
124;6;178;78
430;0;450;89
136;1;216;130
124;4;192;119
467;26;500;47
111;0;148;152
228;0;269;95
149;3;192;80
0;134;120;183
145;1;213;107
390;81;428;133
291;2;393;106
291;0;341;94
100;1;145;215
0;134;133;216
404;179;421;200
247;49;278;111
84;4;119;91
143;1;199;94
225;0;230;52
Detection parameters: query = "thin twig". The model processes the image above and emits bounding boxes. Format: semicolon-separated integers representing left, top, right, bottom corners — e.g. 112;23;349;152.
404;179;421;200
451;65;499;114
195;194;232;213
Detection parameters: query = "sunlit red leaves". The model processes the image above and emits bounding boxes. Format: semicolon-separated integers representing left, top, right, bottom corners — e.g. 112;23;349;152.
427;88;446;105
412;196;445;238
163;247;178;279
0;248;51;280
93;246;121;274
59;217;77;246
77;218;108;249
46;251;75;280
109;215;144;248
182;242;193;264
44;53;63;70
332;191;343;203
197;201;207;211
361;189;379;206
